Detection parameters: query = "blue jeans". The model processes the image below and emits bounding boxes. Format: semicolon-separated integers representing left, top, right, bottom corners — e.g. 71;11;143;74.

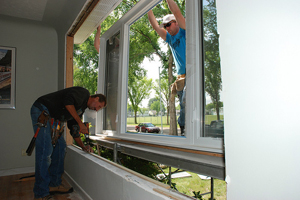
31;103;66;198
177;86;186;127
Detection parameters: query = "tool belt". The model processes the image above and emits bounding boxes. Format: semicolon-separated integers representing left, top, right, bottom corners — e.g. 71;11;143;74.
171;74;186;94
36;110;50;128
33;101;64;146
51;119;64;146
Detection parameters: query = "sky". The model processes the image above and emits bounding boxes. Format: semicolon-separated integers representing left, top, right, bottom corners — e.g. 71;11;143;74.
141;55;161;107
140;39;167;108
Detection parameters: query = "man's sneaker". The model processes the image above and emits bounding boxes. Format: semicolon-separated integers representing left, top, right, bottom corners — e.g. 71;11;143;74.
49;184;73;194
180;126;185;136
34;195;54;200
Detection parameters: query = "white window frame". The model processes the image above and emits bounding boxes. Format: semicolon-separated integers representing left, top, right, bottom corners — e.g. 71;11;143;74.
96;0;224;153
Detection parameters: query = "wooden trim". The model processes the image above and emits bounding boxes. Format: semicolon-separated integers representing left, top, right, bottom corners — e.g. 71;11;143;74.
153;188;193;200
66;35;74;146
66;36;74;88
102;137;224;158
67;0;100;37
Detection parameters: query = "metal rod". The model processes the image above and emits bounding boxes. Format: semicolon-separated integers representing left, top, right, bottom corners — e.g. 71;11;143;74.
169;166;172;187
113;143;118;163
156;164;168;181
200;192;211;196
211;177;214;200
159;66;163;134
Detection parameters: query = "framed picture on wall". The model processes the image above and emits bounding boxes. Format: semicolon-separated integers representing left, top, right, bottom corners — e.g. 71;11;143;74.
0;46;16;109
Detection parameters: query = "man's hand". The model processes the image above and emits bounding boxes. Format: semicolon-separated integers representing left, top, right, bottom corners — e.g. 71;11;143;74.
166;0;186;30
74;137;93;153
83;145;94;153
79;122;88;134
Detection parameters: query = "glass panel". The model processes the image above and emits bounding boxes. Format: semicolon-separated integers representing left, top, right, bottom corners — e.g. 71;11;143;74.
126;1;186;137
104;32;120;131
203;0;224;138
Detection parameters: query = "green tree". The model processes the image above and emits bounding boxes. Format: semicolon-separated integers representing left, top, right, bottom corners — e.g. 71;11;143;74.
127;103;134;116
150;101;161;116
203;0;222;120
139;107;149;116
206;102;223;114
148;97;159;109
73;0;146;94
128;77;153;124
153;77;170;124
73;33;99;94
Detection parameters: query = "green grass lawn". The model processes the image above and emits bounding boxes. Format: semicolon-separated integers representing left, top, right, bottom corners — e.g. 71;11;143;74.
127;115;226;199
162;168;226;199
172;173;226;200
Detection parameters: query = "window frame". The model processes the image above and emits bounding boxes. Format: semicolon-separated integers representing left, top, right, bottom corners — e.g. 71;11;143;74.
96;0;224;153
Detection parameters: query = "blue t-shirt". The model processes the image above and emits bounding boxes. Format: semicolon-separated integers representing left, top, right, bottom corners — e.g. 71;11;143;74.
166;28;186;75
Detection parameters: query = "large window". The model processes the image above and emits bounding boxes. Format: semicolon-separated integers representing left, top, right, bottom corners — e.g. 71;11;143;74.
96;0;223;153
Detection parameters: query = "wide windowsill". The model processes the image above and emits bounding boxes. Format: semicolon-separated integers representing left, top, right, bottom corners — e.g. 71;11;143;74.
90;135;225;180
66;145;196;200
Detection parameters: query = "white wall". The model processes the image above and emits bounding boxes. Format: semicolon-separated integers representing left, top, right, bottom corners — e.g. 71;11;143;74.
0;0;87;171
217;0;300;199
0;17;58;170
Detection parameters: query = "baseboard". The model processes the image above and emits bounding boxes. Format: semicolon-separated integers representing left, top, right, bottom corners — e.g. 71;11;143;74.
63;171;92;200
0;166;35;177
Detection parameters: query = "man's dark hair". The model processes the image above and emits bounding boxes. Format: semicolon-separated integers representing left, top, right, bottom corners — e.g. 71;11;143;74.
91;94;107;107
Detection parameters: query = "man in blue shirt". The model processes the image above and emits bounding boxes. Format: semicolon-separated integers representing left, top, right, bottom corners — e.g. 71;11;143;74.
148;0;186;135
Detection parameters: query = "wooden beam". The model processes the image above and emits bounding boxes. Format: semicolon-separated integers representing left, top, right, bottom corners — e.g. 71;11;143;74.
68;0;100;37
66;36;74;88
66;35;74;146
101;137;224;158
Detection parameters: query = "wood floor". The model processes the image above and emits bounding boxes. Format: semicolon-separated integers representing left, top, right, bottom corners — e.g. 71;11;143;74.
0;173;84;200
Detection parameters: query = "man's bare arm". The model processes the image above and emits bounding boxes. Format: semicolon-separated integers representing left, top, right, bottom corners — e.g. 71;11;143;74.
94;25;101;53
147;10;167;41
166;0;186;30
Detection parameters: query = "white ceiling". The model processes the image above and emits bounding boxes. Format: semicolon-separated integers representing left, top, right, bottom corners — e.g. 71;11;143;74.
0;0;48;22
0;0;122;44
74;0;122;44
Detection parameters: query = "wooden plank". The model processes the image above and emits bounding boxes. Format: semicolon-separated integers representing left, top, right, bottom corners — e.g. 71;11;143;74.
101;137;224;158
66;35;74;89
153;188;193;200
66;35;74;146
67;0;100;37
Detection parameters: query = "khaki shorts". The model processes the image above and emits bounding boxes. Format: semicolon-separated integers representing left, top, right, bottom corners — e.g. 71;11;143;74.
171;74;185;94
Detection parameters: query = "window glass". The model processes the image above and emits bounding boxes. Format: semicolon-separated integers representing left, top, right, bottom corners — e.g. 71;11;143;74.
203;0;224;138
104;32;120;131
126;1;186;137
97;0;224;152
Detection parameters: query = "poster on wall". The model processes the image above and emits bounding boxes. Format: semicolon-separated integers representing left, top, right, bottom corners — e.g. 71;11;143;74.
0;46;16;109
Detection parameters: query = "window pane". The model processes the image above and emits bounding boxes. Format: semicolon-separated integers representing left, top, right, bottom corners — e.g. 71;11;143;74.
104;32;120;131
203;0;224;138
126;2;186;137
